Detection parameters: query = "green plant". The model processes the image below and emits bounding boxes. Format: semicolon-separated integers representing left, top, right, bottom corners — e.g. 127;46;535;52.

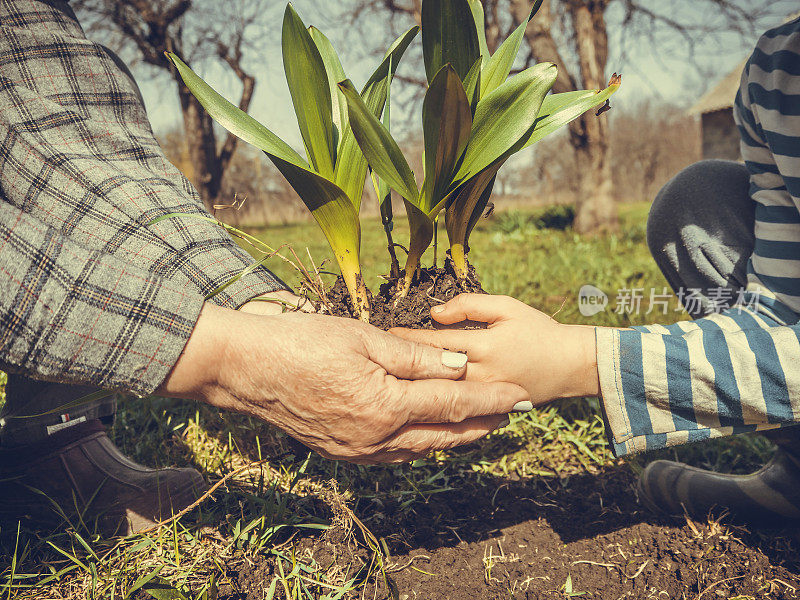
166;4;418;321
342;0;621;292
166;0;620;316
534;205;576;230
495;210;534;235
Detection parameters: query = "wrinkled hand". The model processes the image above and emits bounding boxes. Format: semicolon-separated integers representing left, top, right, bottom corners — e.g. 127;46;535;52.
391;294;599;407
162;305;530;464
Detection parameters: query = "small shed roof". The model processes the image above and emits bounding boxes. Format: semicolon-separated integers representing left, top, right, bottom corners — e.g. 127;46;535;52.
689;58;748;115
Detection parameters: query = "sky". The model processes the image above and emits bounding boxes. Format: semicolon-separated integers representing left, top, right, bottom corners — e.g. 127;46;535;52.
125;0;794;155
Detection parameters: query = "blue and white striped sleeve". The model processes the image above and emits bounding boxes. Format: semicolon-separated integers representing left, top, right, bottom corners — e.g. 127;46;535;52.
736;19;800;314
596;18;800;457
596;308;800;456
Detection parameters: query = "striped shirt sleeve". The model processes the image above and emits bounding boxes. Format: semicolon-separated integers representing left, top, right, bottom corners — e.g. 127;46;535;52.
736;17;800;317
597;307;798;456
597;18;800;456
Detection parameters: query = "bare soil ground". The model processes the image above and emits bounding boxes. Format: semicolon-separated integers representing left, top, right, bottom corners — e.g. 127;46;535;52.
381;467;800;600
201;452;800;600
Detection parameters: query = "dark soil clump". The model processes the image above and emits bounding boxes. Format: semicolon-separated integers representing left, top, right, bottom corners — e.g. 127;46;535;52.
326;259;484;330
376;465;800;599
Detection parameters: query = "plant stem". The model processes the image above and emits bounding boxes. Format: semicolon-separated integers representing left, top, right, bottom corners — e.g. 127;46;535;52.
433;215;439;268
342;269;371;322
397;253;420;298
379;188;401;279
450;242;469;281
339;254;370;322
382;218;400;280
387;239;401;280
399;205;434;298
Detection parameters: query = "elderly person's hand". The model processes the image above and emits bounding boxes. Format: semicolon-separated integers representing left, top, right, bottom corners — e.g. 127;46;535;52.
160;304;530;463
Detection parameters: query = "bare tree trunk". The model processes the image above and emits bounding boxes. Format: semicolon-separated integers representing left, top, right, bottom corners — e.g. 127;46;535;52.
172;43;255;211
573;116;615;233
568;0;616;233
176;81;223;210
510;0;617;233
74;0;261;213
509;0;577;95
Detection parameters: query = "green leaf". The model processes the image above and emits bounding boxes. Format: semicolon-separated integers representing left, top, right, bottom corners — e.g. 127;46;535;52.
480;0;542;96
462;56;483;114
403;198;435;269
373;169;392;218
421;0;480;83
383;26;420;64
334;26;418;212
167;47;361;270
445;162;501;252
464;171;497;242
421;64;472;213
334;77;389;214
267;155;363;317
375;59;393;213
466;0;489;61
339;79;419;203
522;75;622;149
268;155;360;266
125;567;164;599
165;52;307;170
142;577;190;600
362;26;419;114
308;26;348;140
282;4;336;179
454;62;557;184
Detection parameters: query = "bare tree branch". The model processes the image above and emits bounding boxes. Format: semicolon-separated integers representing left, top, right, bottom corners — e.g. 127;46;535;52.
73;0;270;208
216;28;256;174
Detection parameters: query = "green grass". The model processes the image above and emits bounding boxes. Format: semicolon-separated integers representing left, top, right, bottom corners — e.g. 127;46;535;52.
0;203;775;598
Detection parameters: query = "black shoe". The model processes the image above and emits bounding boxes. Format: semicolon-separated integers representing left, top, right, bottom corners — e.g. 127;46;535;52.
0;420;207;536
637;447;800;527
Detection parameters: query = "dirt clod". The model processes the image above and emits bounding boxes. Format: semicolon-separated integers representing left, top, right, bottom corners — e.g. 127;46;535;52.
327;259;484;330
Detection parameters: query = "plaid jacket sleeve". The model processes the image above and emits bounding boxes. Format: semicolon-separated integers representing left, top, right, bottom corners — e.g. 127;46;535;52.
0;0;286;308
0;199;204;396
0;1;287;392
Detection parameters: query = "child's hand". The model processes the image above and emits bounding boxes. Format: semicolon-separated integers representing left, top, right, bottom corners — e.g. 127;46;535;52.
391;294;600;408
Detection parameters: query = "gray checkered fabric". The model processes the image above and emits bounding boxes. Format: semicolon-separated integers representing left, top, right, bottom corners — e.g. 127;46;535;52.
0;0;285;398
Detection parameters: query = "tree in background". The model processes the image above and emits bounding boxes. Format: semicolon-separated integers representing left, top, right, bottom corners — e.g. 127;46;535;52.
157;127;301;227
72;0;270;211
349;0;782;233
608;102;700;203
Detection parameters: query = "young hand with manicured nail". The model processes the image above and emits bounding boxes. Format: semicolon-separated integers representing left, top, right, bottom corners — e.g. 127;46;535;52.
391;294;600;409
